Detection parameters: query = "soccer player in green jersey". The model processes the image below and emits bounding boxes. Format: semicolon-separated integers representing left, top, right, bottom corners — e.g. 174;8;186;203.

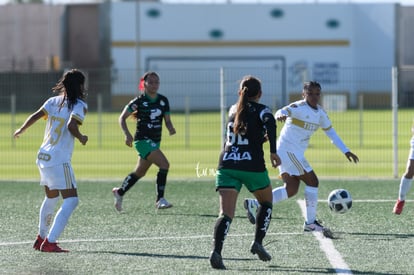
210;75;281;269
112;71;176;212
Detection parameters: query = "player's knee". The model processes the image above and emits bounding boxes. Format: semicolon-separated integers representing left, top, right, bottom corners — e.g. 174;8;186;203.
160;159;170;170
286;187;299;197
404;166;414;178
134;169;147;178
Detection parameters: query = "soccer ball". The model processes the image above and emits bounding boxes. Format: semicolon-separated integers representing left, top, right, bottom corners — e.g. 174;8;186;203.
328;189;352;214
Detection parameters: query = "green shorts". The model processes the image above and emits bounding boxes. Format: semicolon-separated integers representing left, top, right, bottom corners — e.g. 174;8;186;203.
215;169;271;193
134;139;160;159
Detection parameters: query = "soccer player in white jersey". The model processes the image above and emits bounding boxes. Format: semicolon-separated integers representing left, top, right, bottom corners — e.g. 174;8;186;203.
13;69;88;252
244;81;359;238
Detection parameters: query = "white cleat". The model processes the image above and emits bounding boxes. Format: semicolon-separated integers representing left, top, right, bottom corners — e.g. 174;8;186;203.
304;220;334;239
244;198;258;224
156;197;173;209
112;188;123;212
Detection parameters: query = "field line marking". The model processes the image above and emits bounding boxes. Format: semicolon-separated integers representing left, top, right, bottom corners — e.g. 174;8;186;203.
318;199;414;203
297;199;353;275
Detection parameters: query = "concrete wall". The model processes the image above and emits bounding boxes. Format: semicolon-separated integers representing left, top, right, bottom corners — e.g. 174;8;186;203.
0;4;64;71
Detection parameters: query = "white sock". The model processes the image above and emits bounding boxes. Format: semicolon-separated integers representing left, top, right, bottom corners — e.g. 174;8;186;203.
47;197;78;243
39;196;59;239
253;186;288;207
399;177;413;201
304;186;318;224
272;186;288;204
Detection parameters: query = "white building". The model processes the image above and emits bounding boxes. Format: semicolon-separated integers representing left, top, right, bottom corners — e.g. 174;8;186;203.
110;2;397;110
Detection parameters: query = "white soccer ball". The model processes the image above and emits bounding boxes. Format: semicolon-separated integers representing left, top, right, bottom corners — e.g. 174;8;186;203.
328;189;352;214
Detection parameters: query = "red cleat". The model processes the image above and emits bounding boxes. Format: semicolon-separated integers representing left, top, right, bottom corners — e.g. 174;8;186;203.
393;200;405;215
40;238;69;253
33;235;44;251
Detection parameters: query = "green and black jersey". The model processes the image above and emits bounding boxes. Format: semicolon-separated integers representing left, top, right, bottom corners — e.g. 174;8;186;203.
218;101;276;172
126;93;170;143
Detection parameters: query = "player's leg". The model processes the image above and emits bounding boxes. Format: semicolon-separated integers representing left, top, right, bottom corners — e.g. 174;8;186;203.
210;188;237;269
147;149;172;208
41;164;78;252
113;158;151;212
279;173;301;199
120;157;151;195
44;188;78;246
301;171;333;238
301;171;319;224
244;149;304;224
117;140;154;196
34;185;59;250
210;170;240;269
278;149;307;202
113;140;153;211
243;173;299;225
251;184;273;262
393;157;414;214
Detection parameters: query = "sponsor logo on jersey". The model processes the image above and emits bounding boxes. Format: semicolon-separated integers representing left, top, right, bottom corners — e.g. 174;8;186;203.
223;147;252;161
37;152;51;161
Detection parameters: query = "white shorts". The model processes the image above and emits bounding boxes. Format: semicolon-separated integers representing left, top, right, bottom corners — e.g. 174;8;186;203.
277;148;313;176
38;163;77;190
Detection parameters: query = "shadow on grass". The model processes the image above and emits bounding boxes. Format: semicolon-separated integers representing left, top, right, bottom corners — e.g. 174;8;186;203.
157;212;284;221
79;251;406;274
85;250;209;259
153;212;253;219
335;231;414;240
263;266;405;275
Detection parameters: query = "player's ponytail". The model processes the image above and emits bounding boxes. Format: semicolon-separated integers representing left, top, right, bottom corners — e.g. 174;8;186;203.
233;76;261;135
233;86;248;135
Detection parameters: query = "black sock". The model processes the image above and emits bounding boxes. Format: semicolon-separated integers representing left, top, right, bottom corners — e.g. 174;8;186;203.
118;173;139;196
212;215;232;254
156;169;168;201
255;202;272;244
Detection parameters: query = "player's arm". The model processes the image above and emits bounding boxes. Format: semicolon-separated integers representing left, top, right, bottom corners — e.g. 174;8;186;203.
13;108;46;138
275;108;289;122
263;112;277;153
164;113;176;135
68;118;88;145
119;106;134;147
324;127;359;163
262;109;281;168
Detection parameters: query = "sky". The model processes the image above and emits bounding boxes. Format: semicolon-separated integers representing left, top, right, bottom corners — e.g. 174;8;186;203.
0;0;413;5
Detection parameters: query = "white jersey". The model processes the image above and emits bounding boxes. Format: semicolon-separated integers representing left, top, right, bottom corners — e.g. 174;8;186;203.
36;95;87;168
277;99;332;154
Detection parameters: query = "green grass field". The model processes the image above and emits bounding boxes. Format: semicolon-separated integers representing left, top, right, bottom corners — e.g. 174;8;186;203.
0;109;413;180
1;179;414;274
1;109;414;274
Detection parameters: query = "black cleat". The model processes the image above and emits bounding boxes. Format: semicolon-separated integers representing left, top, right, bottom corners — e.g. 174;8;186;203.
250;241;271;262
209;251;226;269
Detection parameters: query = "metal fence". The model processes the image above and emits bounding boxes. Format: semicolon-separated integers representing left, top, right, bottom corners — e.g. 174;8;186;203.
0;67;412;181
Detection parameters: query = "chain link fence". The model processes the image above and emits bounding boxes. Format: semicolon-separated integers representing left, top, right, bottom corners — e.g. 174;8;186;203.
0;67;412;181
